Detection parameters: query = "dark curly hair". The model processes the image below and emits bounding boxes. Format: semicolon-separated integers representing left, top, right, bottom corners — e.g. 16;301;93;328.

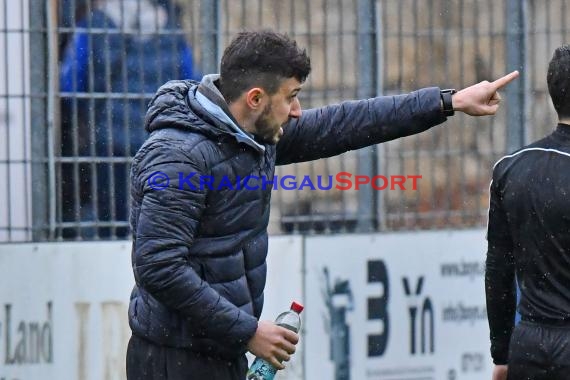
547;45;570;118
219;30;311;102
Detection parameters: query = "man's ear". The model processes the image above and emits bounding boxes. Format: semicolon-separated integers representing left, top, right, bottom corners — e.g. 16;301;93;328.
245;88;265;110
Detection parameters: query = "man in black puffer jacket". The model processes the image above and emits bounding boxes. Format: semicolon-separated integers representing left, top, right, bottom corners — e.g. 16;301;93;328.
126;30;519;379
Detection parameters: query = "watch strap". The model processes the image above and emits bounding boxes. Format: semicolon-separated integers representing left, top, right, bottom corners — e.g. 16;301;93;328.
440;89;457;116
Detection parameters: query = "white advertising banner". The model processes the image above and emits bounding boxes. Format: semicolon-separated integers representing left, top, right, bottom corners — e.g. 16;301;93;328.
0;242;133;380
0;236;304;380
0;232;490;379
304;230;491;380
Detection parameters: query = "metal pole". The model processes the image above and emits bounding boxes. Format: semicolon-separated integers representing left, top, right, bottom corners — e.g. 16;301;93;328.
46;0;59;240
199;0;221;74
506;0;527;152
375;0;386;232
356;0;378;232
30;0;49;240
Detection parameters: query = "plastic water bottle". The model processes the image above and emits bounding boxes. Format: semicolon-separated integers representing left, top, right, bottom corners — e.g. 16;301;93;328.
247;301;304;380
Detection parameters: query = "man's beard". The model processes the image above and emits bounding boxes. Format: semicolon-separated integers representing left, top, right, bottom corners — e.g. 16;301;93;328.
254;103;280;145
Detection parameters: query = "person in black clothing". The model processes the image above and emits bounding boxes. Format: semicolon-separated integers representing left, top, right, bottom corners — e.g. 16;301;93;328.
127;29;518;380
486;44;570;380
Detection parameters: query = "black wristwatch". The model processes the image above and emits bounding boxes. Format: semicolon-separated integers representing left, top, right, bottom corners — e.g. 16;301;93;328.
440;89;457;116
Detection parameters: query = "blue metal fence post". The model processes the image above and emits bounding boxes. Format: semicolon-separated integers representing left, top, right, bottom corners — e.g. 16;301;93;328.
506;0;528;152
30;0;49;240
200;0;221;74
356;0;378;232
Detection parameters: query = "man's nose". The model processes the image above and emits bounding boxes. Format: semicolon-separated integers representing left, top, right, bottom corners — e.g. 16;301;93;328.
289;98;302;118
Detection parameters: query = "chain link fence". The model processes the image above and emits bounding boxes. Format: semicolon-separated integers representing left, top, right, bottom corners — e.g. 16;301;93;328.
1;0;569;242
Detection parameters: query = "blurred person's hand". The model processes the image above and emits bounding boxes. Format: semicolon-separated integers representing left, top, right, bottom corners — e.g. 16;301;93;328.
492;364;508;380
453;70;520;116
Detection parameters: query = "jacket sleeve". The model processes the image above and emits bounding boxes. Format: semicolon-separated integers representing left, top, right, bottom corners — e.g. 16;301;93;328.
275;87;446;165
132;143;258;348
485;173;516;365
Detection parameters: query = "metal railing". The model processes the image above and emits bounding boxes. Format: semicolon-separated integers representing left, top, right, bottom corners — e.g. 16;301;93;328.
1;0;569;242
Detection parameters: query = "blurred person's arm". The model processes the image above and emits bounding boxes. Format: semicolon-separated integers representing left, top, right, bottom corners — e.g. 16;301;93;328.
60;29;89;92
485;171;517;366
492;364;508;380
180;41;201;81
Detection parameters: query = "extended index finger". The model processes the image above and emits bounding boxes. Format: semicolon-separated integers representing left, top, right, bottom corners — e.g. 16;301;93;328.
491;70;520;90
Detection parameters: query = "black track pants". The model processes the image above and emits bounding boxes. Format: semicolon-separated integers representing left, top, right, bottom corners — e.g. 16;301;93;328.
507;321;570;380
126;335;248;380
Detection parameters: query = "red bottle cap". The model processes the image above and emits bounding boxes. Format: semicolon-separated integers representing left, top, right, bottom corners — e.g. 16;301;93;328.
290;301;304;314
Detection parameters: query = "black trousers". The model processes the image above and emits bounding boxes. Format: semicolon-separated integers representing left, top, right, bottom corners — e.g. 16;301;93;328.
126;335;248;380
507;320;570;380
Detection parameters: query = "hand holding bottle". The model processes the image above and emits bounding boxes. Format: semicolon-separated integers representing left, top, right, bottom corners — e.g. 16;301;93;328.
247;302;304;380
247;320;299;369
